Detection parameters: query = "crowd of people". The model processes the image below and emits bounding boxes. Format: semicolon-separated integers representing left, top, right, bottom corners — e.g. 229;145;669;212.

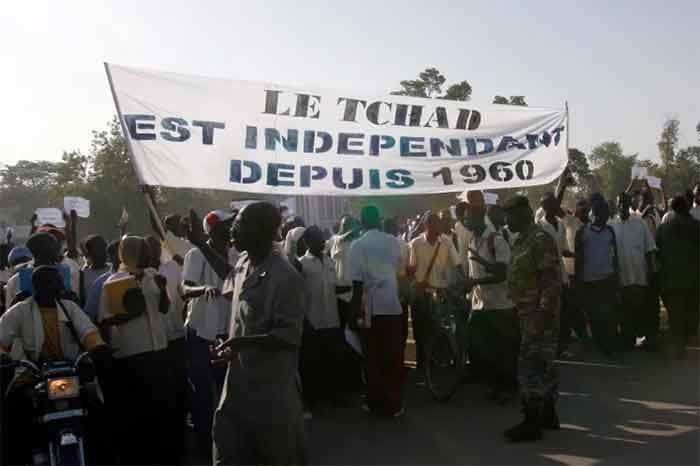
0;178;698;465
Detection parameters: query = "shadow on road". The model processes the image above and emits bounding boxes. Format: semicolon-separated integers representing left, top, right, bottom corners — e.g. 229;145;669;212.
306;345;699;465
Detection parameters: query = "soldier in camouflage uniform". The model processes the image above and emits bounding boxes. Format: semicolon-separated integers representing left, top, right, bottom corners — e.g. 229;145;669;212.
503;195;563;442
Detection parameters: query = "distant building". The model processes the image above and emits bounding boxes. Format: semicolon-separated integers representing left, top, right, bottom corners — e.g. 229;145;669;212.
293;196;349;231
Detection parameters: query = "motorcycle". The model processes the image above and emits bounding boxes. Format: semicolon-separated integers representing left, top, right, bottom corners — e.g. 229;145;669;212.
2;352;98;465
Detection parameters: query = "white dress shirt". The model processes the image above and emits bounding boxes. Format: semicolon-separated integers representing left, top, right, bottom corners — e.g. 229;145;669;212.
611;215;656;287
468;225;514;311
349;230;402;316
299;253;340;330
182;247;233;341
329;234;355;303
159;260;185;341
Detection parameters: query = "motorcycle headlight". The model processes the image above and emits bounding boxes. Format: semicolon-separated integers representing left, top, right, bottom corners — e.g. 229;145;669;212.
47;377;80;400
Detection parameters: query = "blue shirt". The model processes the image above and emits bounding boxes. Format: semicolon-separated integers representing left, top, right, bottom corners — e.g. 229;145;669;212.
582;225;616;282
84;270;114;322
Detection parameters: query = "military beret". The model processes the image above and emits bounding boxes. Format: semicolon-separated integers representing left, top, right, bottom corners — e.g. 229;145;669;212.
503;195;531;211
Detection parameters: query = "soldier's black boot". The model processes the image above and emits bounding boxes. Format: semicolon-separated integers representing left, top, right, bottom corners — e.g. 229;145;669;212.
504;403;543;442
542;399;560;430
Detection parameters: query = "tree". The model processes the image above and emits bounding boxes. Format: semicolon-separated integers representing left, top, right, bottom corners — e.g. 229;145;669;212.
589;142;638;200
566;148;595;198
665;146;700;195
439;81;472;101
658;118;679;168
392;67;471;101
492;95;527;106
52;150;89;200
0;160;61;222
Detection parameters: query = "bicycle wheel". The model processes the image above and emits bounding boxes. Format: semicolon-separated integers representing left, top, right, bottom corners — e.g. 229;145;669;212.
424;329;460;402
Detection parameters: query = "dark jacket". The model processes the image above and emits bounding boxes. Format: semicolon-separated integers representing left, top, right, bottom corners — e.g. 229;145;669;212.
655;214;700;292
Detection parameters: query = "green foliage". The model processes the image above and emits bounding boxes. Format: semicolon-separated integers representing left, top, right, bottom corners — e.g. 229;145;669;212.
392;67;471;101
662;146;700;196
0;160;59;221
589;142;638;200
657;118;679;168
439;81;472;101
492;96;527;106
567;148;594;196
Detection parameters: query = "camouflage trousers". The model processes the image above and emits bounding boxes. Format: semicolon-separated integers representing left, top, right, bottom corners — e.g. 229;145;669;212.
517;305;560;407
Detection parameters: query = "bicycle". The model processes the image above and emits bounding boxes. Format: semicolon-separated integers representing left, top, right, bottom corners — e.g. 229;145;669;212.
423;286;471;402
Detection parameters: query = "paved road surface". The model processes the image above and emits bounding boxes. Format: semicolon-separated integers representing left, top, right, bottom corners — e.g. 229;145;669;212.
306;343;699;465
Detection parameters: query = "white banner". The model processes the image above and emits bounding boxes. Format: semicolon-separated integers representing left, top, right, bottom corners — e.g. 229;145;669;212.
63;196;90;218
106;63;568;196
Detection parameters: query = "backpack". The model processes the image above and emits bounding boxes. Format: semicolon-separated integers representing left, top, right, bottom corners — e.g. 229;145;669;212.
18;264;72;296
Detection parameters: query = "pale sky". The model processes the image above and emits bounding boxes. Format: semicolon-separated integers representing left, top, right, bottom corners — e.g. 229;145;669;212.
1;0;698;166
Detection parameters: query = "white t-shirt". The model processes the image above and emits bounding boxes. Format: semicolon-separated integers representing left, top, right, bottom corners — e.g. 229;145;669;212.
182;247;233;341
299;253;340;330
409;234;460;289
537;217;570;284
468;225;514;311
98;269;169;359
329;234;355;303
349;230;402;316
0;297;97;363
611;215;656;287
159;260;185;341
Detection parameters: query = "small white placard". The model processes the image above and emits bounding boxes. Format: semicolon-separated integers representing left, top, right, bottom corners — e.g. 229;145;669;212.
484;192;499;205
647;176;662;189
631;166;648;180
35;208;65;228
63;196;90;218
